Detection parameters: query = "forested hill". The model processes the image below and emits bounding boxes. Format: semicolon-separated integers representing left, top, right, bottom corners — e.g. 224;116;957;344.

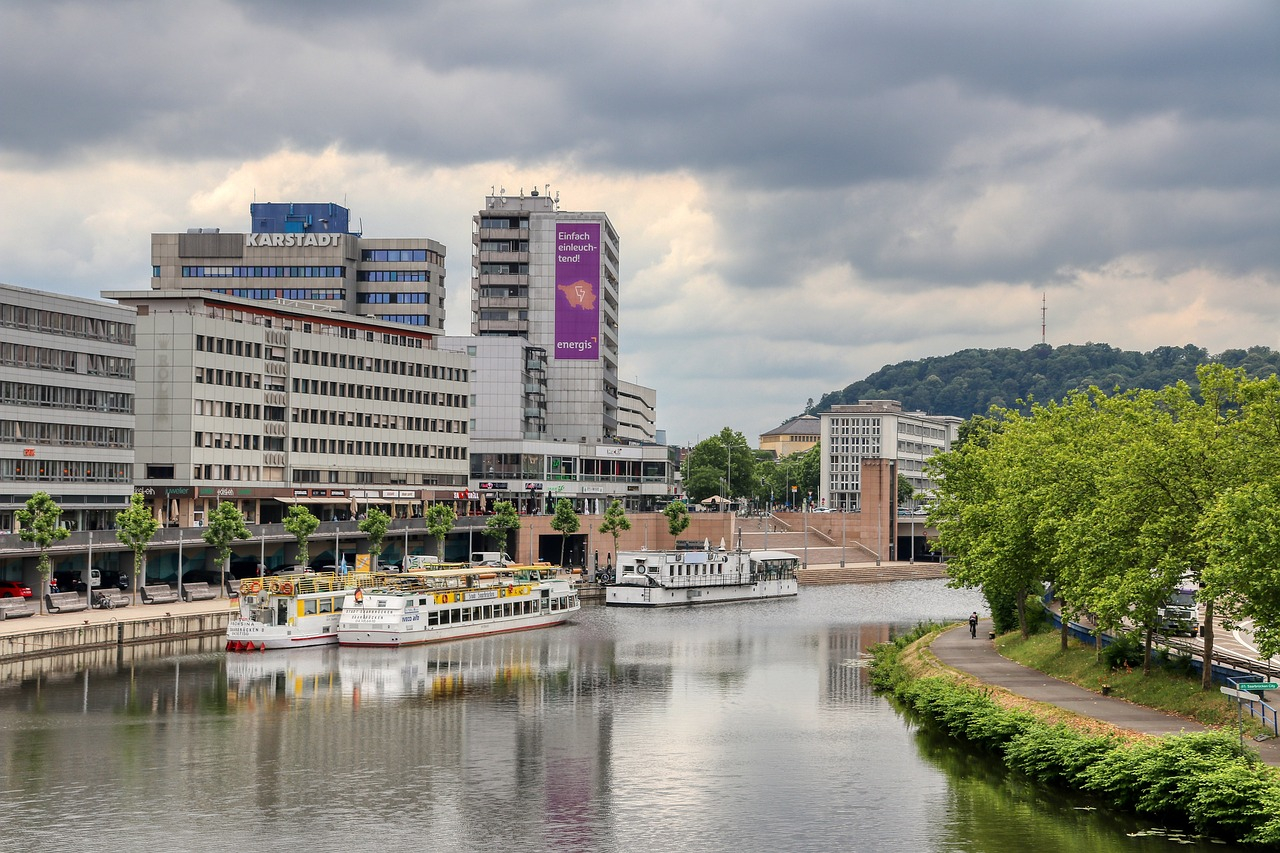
810;343;1280;421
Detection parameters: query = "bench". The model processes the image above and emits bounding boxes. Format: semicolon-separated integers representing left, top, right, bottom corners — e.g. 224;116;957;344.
140;584;179;605
182;582;218;602
45;591;89;614
93;590;130;609
0;597;37;620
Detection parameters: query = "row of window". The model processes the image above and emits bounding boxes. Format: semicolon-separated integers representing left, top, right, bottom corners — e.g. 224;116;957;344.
198;305;429;354
357;271;431;283
194;399;286;421
1;459;133;482
293;408;467;433
210;288;345;301
194;432;286;452
183;266;345;278
357;292;429;304
478;309;529;322
0;302;135;345
195;367;265;389
0;381;133;414
479;285;527;299
0;419;133;449
289;378;467;408
290;437;467;460
478;217;528;230
424;596;570;627
375;315;430;326
292;349;466;382
1;342;77;372
194;464;272;482
479;263;529;276
361;249;442;264
478;240;529;253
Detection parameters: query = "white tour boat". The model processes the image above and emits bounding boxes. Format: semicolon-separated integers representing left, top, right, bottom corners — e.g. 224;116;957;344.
336;565;580;648
604;547;800;607
226;571;382;652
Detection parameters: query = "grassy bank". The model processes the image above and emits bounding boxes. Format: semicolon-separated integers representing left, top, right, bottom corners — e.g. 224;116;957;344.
870;624;1280;847
997;630;1250;729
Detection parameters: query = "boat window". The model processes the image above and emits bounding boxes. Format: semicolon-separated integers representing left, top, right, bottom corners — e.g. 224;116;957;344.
304;600;318;615
428;611;440;626
319;597;332;614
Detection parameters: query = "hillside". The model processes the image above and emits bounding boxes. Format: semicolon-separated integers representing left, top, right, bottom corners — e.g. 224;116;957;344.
809;343;1280;421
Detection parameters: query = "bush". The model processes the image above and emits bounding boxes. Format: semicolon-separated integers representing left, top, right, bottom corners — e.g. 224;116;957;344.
1101;630;1146;670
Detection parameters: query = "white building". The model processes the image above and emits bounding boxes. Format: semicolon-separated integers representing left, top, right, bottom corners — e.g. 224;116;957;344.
819;400;961;510
105;289;471;526
0;282;137;534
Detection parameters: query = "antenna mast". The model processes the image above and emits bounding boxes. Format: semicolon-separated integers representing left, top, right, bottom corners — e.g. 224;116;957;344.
1041;293;1047;344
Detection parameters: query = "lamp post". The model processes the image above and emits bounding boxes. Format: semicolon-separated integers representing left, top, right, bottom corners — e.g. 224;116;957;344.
802;499;808;569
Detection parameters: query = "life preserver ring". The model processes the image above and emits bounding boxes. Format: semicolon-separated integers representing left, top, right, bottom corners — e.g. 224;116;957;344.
354;588;364;604
278;581;293;595
246;580;261;593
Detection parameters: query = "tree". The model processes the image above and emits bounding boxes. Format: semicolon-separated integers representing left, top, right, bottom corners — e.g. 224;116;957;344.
425;503;457;562
201;501;251;595
550;498;580;568
483;500;521;561
358;507;392;570
681;427;756;503
598;499;631;562
282;504;320;566
17;491;70;614
115;491;159;603
897;474;915;506
664;500;690;540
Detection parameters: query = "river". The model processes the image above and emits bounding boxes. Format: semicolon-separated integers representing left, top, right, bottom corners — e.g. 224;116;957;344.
0;580;1249;852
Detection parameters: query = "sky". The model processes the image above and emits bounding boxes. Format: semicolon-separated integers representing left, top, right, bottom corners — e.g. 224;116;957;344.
2;1;1278;447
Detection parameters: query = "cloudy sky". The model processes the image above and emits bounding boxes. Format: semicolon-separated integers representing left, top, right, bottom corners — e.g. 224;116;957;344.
2;1;1278;445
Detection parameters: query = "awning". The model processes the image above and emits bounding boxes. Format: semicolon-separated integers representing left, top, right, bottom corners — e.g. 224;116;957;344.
274;496;345;505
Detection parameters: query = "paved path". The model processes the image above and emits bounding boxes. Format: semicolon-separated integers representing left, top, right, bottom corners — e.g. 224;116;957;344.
931;619;1280;766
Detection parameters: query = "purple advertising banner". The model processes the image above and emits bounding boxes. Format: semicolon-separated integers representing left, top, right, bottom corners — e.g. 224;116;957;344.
554;222;600;360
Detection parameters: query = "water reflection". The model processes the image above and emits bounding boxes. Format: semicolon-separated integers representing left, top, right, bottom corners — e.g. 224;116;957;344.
0;581;1241;852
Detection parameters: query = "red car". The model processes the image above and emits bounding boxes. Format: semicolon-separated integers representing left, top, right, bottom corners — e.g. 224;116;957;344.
0;580;33;599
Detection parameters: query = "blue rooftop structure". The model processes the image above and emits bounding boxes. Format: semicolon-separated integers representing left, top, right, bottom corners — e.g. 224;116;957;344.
250;202;351;235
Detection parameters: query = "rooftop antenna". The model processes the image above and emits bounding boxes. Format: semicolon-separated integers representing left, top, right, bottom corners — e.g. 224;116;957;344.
1041;292;1047;344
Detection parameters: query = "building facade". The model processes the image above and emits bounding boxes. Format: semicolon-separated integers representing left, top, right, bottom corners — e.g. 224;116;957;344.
105;289;471;527
472;190;622;442
819;400;961;510
0;283;137;534
151;202;448;332
617;381;657;444
759;414;820;458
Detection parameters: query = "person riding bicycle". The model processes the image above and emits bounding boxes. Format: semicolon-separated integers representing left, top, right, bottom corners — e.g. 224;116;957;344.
968;611;979;638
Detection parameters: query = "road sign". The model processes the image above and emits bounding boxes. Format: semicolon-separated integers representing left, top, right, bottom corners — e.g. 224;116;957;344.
1221;686;1254;701
1238;682;1277;691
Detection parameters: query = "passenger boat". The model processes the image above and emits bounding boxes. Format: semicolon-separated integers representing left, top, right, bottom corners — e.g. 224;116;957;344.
604;547;800;607
336;565;580;648
226;571;380;652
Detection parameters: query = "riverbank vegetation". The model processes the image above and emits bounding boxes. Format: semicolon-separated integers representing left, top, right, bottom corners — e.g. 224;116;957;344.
871;626;1280;846
929;364;1280;692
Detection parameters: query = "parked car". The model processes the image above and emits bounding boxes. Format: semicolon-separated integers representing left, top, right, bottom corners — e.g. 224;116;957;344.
0;580;32;599
52;569;128;593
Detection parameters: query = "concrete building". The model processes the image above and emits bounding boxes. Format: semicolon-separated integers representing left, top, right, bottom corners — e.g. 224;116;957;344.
819;400;961;510
441;336;547;441
0;283;137;535
759;414;820;458
617;381;657;444
151;202;447;332
104;289;471;527
472;190;623;442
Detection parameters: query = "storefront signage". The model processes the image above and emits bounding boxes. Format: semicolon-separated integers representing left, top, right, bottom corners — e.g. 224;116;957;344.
525;483;544;491
244;233;342;248
479;482;509;491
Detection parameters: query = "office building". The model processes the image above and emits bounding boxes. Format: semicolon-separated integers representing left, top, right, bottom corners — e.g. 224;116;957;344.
819;400;961;510
151;202;447;332
0;283;137;534
104;289;471;526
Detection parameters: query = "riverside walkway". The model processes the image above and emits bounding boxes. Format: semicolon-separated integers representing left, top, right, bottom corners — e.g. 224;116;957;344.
932;618;1280;766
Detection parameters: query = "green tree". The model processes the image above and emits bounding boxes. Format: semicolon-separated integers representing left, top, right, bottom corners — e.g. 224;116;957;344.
681;427;756;504
550;498;580;567
483;500;521;561
17;491;70;614
664;499;690;540
598;499;631;563
201;501;251;595
425;503;457;562
115;491;160;602
358;507;392;570
282;504;320;566
897;473;915;506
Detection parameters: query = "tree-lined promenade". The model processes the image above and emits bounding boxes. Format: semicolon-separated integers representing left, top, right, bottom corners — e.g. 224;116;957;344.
929;364;1280;689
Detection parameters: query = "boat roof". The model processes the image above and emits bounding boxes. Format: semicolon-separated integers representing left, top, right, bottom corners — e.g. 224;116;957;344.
621;549;798;561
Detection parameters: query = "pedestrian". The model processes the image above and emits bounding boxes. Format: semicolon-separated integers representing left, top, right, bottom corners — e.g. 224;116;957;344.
968;611;979;638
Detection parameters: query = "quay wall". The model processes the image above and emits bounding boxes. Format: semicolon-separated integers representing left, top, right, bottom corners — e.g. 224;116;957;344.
0;611;229;665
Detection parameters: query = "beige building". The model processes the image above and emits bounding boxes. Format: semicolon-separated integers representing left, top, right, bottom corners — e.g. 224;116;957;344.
759;414;820;457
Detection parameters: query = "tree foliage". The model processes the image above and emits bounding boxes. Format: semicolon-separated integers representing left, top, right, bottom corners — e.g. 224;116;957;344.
17;491;69;613
115;491;160;599
282;504;320;566
681;427;756;503
483;500;521;560
425;503;457;561
358;507;392;568
663;500;690;539
201;501;251;594
550;498;580;567
598;499;631;559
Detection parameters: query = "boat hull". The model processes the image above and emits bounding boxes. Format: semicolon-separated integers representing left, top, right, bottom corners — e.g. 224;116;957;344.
337;610;573;648
605;578;798;607
226;615;341;650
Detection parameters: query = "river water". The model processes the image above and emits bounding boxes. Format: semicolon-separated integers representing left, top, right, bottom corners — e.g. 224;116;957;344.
0;580;1249;852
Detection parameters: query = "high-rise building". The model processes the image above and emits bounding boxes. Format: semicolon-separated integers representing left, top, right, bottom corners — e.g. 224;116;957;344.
472;190;621;442
151;202;447;332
